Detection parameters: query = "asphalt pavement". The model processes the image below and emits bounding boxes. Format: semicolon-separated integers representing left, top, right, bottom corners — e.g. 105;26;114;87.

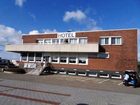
0;72;140;105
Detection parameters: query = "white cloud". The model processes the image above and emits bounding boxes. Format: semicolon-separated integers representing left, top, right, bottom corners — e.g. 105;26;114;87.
63;10;86;22
63;9;101;31
29;30;39;35
15;0;26;7
42;29;57;33
0;24;22;60
29;29;57;35
0;24;22;45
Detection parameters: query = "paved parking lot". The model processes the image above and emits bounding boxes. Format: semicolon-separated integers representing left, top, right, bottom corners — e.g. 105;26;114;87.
0;72;140;105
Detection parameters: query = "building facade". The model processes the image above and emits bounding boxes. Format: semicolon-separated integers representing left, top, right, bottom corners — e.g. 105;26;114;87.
6;29;138;78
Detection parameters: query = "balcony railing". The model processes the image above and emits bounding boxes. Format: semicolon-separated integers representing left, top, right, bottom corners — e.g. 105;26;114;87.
5;43;99;53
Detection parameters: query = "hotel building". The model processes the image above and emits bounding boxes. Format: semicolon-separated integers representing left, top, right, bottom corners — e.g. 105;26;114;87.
5;29;137;79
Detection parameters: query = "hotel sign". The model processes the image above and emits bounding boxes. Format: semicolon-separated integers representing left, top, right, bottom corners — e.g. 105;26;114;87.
57;32;76;38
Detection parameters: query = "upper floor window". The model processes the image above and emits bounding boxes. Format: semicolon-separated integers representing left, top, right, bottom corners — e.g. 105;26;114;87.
38;39;44;44
100;37;109;45
100;36;122;45
111;37;122;45
44;39;51;44
37;37;88;45
69;38;77;44
60;39;65;44
79;38;87;44
52;39;59;44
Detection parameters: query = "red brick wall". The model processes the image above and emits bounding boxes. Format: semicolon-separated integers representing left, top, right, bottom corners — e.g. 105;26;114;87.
22;29;137;72
22;34;57;43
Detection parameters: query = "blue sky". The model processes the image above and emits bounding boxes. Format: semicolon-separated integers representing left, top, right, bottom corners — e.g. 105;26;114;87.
0;0;140;60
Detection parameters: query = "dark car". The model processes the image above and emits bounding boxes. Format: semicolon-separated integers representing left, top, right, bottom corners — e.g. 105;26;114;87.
123;70;140;88
0;58;16;70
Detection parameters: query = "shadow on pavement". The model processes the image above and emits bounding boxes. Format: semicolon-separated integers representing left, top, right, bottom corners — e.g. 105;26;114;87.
77;103;89;105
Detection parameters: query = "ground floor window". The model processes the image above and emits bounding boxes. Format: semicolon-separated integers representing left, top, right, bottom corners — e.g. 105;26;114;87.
21;52;88;65
35;52;42;61
78;57;87;64
69;57;77;64
21;53;27;61
51;56;59;63
28;52;35;62
60;57;67;63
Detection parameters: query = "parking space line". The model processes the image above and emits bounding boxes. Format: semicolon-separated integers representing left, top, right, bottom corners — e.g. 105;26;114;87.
98;79;110;84
118;82;123;86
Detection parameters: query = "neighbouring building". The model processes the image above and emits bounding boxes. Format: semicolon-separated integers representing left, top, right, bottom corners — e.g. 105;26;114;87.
5;29;138;79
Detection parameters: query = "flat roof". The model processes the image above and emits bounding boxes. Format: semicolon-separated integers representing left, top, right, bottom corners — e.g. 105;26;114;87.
22;28;137;36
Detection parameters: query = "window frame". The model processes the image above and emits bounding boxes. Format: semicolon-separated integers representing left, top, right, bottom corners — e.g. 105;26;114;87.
52;38;59;44
99;37;110;45
97;52;110;59
60;57;68;64
35;52;42;62
100;36;122;45
21;53;28;61
69;38;78;44
51;56;59;63
44;39;52;44
69;56;77;64
79;38;88;44
28;52;35;62
78;55;88;65
111;37;122;45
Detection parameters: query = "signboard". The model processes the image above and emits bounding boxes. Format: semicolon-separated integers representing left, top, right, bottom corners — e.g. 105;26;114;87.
57;32;76;38
24;63;36;69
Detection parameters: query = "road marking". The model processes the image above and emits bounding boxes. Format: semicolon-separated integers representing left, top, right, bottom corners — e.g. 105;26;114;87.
0;92;60;105
98;79;110;84
0;84;71;96
118;82;123;86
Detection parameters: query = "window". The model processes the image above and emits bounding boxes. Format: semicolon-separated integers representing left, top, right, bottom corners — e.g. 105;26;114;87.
21;53;27;61
100;36;122;45
78;57;87;64
52;39;59;44
100;37;109;45
60;57;67;63
51;56;59;63
64;39;69;44
38;39;44;44
35;53;42;61
69;38;77;44
28;53;35;61
111;37;122;45
79;38;87;44
60;39;65;44
44;39;52;44
69;57;77;64
97;53;109;58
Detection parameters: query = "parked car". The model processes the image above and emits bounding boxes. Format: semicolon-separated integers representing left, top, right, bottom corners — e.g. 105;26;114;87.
0;58;16;70
123;70;140;88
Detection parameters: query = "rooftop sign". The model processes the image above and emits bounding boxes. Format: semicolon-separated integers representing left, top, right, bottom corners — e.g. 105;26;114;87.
57;32;76;38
